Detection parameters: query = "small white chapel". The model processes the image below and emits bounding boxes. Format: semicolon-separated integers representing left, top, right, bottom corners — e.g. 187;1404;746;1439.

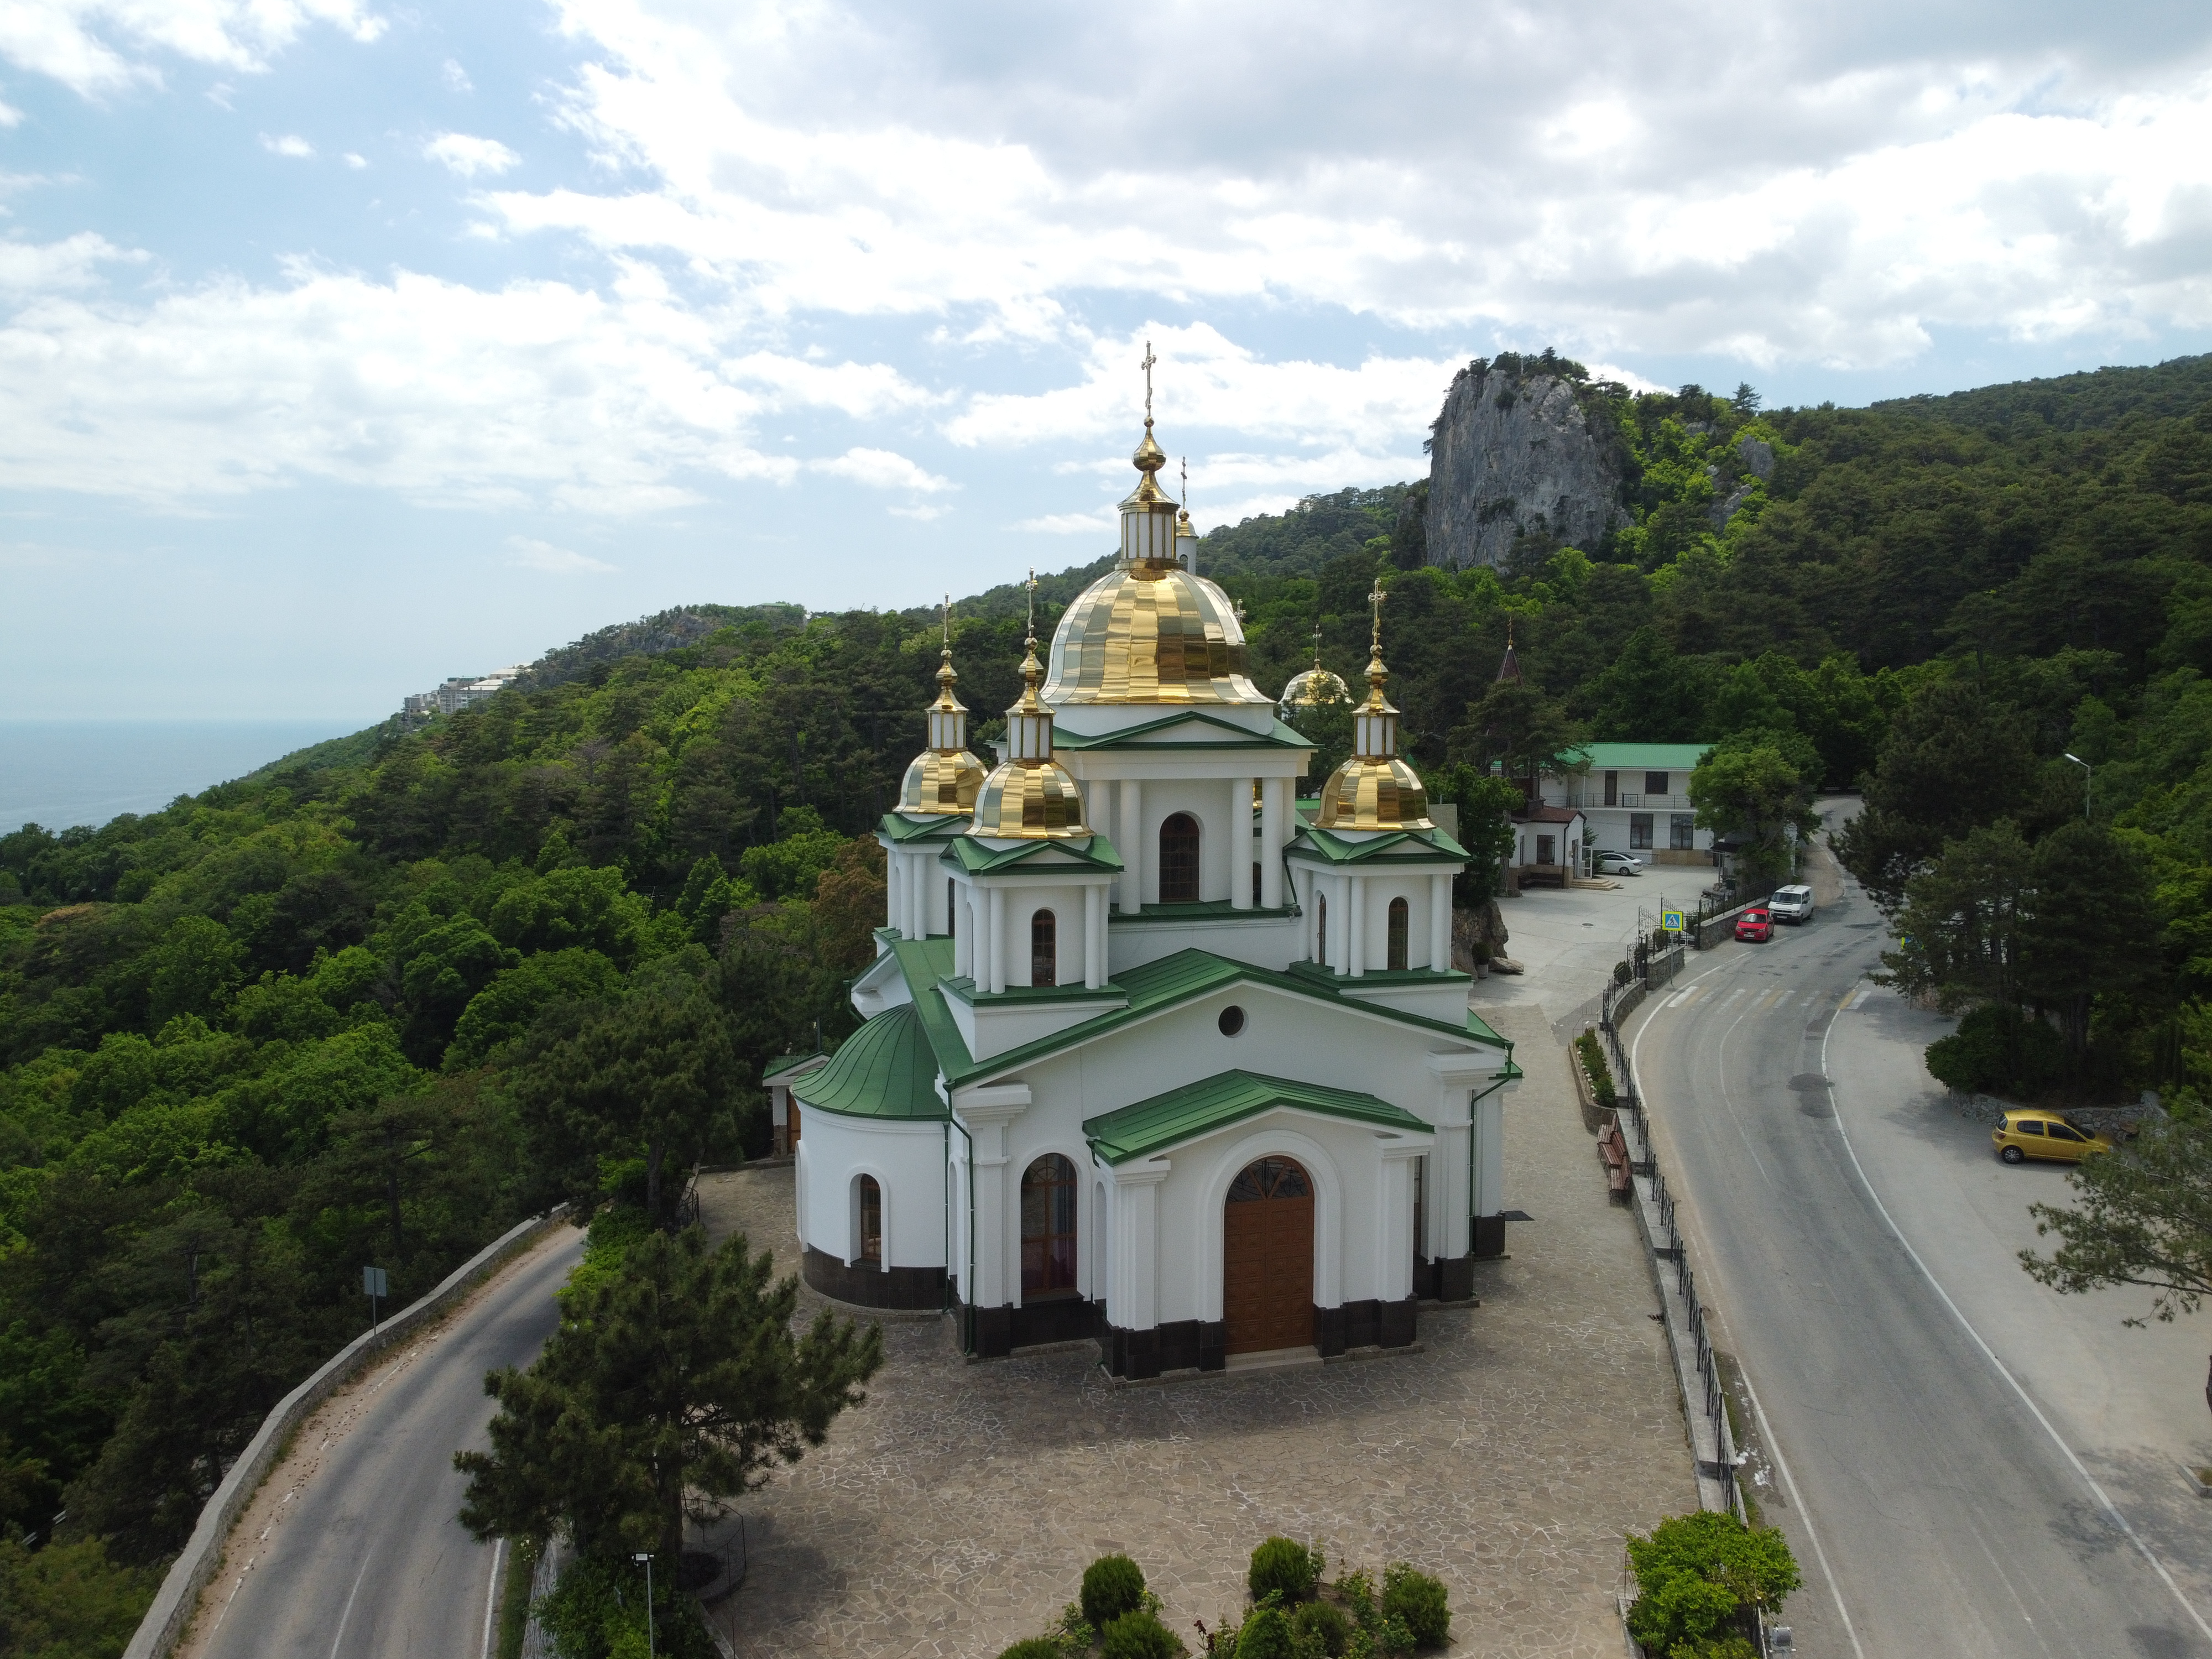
779;395;1522;1377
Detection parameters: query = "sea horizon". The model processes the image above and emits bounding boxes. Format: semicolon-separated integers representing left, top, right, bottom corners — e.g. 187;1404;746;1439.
0;718;373;837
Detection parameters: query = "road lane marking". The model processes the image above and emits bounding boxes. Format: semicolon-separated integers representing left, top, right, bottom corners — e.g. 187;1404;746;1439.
481;1536;505;1659
1819;1004;2212;1646
329;1546;375;1659
1841;985;1871;1010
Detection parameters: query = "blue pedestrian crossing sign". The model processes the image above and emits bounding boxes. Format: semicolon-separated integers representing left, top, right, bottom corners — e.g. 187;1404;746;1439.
1662;910;1685;933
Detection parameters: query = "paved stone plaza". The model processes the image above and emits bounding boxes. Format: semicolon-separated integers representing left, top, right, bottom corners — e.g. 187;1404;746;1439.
694;1003;1692;1658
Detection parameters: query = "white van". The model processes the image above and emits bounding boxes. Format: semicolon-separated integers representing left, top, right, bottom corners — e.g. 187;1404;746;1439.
1768;885;1815;924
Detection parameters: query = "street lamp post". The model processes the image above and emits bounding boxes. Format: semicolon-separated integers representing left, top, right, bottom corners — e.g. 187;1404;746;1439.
2062;752;2092;821
633;1552;654;1659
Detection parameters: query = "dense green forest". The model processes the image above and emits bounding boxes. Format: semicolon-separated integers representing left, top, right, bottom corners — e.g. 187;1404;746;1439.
2;351;2209;1654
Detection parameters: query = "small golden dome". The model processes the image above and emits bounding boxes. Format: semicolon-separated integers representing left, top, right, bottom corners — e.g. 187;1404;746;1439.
969;581;1090;839
900;746;987;814
1280;628;1351;711
1315;579;1433;831
1043;564;1271;706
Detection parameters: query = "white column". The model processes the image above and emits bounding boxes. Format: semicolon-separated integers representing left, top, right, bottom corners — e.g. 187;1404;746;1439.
1332;875;1351;975
954;884;973;979
1429;872;1453;971
1347;875;1366;977
987;886;1006;994
1228;776;1254;909
1260;778;1287;908
1376;1145;1424;1303
884;855;901;938
1119;778;1144;913
1473;1088;1505;1218
1084;884;1106;988
1111;1161;1169;1333
958;1092;1028;1307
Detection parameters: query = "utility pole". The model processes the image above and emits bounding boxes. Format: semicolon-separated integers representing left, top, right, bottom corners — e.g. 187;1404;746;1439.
634;1552;655;1659
2063;752;2092;820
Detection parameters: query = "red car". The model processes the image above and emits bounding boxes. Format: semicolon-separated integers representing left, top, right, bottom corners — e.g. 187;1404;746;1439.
1735;907;1773;942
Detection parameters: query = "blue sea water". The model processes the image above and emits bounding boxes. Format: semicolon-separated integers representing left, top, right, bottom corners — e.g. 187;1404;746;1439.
0;720;368;835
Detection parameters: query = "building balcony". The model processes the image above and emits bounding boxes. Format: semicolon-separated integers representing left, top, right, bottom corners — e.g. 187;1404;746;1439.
1562;792;1694;811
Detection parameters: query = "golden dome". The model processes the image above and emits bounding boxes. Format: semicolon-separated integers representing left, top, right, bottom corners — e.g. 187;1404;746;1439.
899;603;988;814
900;746;987;814
1315;579;1434;831
1280;628;1351;711
1042;563;1271;706
969;590;1090;839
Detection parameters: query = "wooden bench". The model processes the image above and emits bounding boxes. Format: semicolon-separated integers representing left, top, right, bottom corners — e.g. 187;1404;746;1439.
1598;1124;1632;1201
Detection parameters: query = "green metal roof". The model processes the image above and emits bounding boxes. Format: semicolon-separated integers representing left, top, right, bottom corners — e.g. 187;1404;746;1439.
1050;711;1315;752
878;811;973;844
883;938;1512;1093
944;833;1124;875
1563;743;1716;772
1288;823;1470;864
1084;1069;1430;1165
762;1050;825;1083
790;1002;947;1120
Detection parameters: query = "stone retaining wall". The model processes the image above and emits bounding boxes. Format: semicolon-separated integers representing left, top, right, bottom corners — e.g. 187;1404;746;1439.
122;1207;569;1659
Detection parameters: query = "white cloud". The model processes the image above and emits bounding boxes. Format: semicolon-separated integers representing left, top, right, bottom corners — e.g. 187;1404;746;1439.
342;152;366;169
259;132;314;158
0;0;384;97
0;97;21;128
507;535;614;573
423;133;519;179
441;57;471;92
0;231;140;291
1013;508;1117;535
888;502;950;520
810;447;953;493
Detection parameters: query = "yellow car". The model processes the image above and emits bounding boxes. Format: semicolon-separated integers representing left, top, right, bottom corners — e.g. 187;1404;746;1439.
1992;1110;2111;1166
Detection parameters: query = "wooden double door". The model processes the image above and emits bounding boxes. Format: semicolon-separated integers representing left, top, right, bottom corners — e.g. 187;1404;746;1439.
1223;1156;1315;1354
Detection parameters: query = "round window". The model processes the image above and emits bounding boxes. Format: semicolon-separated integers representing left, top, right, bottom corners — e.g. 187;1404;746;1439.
1218;1005;1246;1036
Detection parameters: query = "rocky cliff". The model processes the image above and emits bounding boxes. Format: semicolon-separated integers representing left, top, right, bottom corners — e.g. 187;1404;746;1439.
1425;354;1630;568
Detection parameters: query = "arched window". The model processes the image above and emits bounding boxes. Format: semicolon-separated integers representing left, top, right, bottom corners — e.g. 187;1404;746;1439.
1253;860;1262;907
1159;812;1201;904
1387;896;1410;971
857;1175;882;1265
947;878;956;937
1030;908;1057;987
1021;1154;1078;1296
1316;892;1328;965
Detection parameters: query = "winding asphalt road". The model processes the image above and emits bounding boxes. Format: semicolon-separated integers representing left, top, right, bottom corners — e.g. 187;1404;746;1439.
193;1228;582;1659
1627;862;2212;1658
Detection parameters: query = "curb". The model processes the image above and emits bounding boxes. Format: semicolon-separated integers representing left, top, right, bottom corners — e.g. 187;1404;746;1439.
122;1205;571;1659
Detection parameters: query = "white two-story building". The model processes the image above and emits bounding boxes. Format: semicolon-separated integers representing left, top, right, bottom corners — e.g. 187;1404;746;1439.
1537;742;1718;868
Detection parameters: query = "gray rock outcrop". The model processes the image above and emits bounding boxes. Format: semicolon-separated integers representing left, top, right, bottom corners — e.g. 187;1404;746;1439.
1426;359;1629;568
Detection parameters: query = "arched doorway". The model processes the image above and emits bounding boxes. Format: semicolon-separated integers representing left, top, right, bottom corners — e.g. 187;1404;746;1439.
1159;812;1201;903
1020;1154;1078;1296
1223;1156;1314;1354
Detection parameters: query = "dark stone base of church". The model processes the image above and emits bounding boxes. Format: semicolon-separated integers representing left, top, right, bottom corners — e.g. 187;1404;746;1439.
1314;1296;1417;1356
1415;1252;1478;1302
1104;1318;1226;1379
801;1247;943;1310
956;1293;1103;1358
1472;1215;1507;1258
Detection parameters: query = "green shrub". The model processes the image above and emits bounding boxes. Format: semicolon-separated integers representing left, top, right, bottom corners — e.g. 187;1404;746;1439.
1576;1030;1618;1109
1290;1597;1352;1656
1233;1604;1295;1659
1625;1511;1799;1657
1923;1001;2064;1097
1100;1607;1188;1659
1247;1537;1322;1603
1082;1553;1150;1629
1379;1564;1449;1647
999;1641;1066;1659
1331;1568;1378;1628
533;1554;715;1659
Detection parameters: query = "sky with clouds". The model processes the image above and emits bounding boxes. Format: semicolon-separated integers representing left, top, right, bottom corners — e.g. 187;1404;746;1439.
4;0;2211;719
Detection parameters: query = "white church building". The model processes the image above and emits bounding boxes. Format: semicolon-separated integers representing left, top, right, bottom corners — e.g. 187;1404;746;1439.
789;410;1522;1378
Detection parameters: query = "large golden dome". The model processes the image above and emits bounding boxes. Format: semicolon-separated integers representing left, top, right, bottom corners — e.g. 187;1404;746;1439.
1042;564;1271;706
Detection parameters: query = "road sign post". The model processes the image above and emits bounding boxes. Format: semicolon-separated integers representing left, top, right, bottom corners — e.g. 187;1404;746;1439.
634;1553;655;1659
1661;910;1684;935
362;1264;388;1332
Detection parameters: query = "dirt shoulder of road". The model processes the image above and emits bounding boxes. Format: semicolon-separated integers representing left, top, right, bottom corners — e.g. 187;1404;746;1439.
169;1223;579;1659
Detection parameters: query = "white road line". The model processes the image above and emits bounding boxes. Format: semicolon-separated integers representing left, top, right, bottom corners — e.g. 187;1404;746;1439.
328;1547;374;1659
481;1536;505;1659
1819;1002;2212;1646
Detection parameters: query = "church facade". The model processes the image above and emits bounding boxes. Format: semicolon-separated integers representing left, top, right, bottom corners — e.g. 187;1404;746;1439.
790;410;1521;1379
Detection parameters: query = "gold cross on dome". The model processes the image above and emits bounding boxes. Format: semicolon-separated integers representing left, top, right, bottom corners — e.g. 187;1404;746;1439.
1024;568;1038;634
1180;455;1188;507
1141;340;1156;426
940;592;951;648
1368;578;1387;651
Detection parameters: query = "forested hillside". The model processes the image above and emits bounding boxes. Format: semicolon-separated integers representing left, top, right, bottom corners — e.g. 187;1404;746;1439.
2;352;2209;1654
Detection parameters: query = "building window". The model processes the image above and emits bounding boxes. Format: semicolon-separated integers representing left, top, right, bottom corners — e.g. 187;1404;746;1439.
1629;813;1653;849
1412;1155;1426;1264
1253;860;1263;907
947;878;956;937
1645;771;1670;799
1159;812;1200;903
857;1175;881;1265
1020;1154;1078;1296
1316;891;1327;964
1670;813;1697;851
1387;896;1410;970
1536;834;1556;866
1603;770;1619;807
1030;908;1057;986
